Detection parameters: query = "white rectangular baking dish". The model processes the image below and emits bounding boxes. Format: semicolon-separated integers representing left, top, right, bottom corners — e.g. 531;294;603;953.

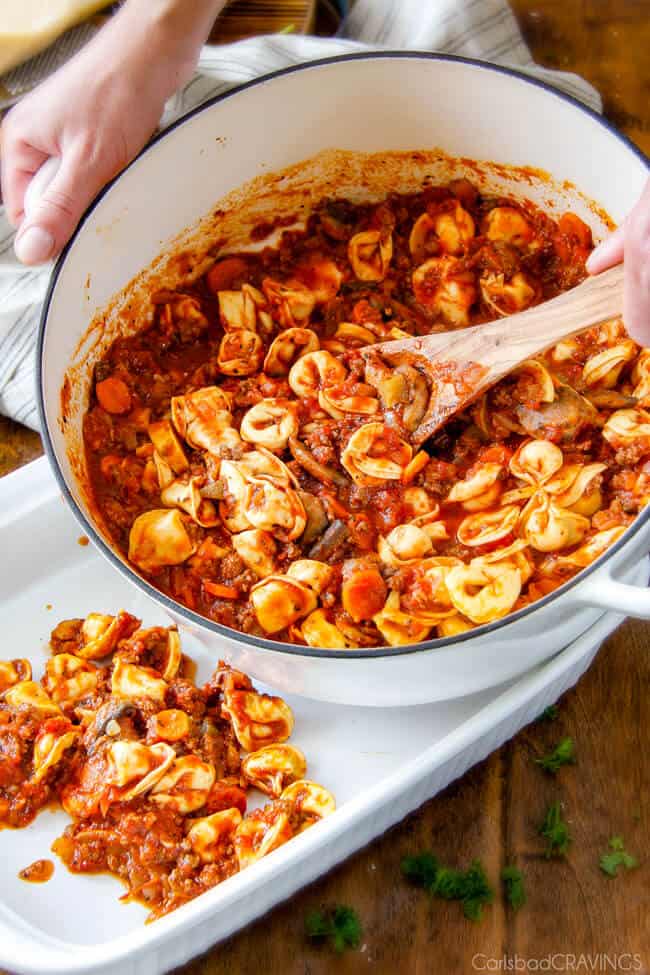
0;457;636;975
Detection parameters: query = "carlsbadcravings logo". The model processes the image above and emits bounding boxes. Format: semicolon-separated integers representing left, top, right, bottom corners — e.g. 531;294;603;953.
472;955;643;972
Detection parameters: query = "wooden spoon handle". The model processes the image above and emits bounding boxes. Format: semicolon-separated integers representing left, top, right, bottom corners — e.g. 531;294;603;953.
376;264;624;372
372;264;624;444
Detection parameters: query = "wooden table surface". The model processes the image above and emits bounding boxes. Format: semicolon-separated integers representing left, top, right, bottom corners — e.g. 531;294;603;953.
0;1;648;973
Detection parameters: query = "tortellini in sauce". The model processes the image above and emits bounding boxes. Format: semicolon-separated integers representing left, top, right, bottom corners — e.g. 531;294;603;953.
341;422;412;486
262;277;316;328
408;202;475;261
161;476;219;527
128;509;198;574
447;462;504;511
603;409;650;448
1;616;335;918
372;591;432;647
480;271;538;316
519;491;590;552
217;329;264;376
218;282;270;333
348;230;393;281
240;399;299;451
484;206;535;249
106;740;176;803
445;561;522;625
582;340;636;389
412;256;477;325
221;683;294;751
300;609;355;649
150;755;216;813
171;386;240;456
250;575;317;633
187;809;243;863
82;185;650;657
263;327;319;376
43;654;99;707
31;721;80;784
0;658;31;693
288;350;347;400
241;744;307;797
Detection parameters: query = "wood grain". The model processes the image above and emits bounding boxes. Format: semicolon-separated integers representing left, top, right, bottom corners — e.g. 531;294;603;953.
208;0;316;43
179;621;649;975
0;3;648;974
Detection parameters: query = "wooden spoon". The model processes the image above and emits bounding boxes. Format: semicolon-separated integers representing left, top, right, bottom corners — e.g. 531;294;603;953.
367;264;624;444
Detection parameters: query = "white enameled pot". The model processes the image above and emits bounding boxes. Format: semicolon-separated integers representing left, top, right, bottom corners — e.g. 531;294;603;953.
38;54;650;706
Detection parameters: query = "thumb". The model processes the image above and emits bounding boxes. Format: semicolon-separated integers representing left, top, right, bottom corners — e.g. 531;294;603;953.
14;148;107;264
585;224;625;275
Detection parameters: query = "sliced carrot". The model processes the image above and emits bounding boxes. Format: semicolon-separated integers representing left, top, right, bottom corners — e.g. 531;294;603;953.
322;492;349;519
342;568;387;622
203;581;240;599
206;257;249;295
99;454;122;478
197;537;223;560
558;212;592;249
401;450;430;484
96;376;132;415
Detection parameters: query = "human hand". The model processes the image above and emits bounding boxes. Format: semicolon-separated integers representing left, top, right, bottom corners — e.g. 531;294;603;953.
586;176;650;347
1;0;225;265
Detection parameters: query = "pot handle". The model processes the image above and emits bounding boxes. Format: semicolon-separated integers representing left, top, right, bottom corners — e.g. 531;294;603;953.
576;564;650;618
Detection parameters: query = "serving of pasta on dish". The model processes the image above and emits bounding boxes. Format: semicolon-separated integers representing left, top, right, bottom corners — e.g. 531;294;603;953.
0;613;333;919
81;180;650;648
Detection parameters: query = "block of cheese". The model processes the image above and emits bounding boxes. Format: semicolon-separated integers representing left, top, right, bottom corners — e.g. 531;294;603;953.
0;1;110;75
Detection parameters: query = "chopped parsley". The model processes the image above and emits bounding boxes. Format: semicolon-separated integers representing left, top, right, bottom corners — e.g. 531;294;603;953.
501;865;526;910
599;837;638;877
539;801;571;858
305;905;362;953
538;704;559;722
535;737;576;774
402;853;494;921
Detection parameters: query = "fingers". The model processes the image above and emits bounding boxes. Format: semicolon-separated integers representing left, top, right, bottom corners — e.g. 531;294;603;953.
586;177;650;347
622;177;650;346
13;143;110;264
585;224;624;274
0;126;49;228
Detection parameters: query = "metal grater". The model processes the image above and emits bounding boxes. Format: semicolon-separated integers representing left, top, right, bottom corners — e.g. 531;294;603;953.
0;21;100;111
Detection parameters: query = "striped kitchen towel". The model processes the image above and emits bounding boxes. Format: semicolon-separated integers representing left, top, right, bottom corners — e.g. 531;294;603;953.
0;0;601;430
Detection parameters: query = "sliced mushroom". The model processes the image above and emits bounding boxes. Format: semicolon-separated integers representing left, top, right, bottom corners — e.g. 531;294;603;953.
516;384;599;443
288;438;346;487
307;518;348;560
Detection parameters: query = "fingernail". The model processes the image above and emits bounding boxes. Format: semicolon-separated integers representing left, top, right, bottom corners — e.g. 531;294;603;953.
14;225;55;264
